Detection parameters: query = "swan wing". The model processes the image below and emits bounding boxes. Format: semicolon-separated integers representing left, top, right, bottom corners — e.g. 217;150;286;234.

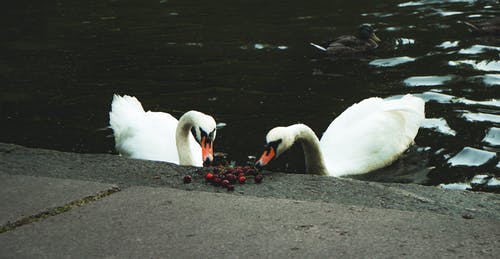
320;94;425;177
109;95;201;164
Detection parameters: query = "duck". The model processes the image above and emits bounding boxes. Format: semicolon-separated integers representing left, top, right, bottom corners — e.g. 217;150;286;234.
109;94;217;167
255;94;425;177
310;24;381;57
463;17;500;36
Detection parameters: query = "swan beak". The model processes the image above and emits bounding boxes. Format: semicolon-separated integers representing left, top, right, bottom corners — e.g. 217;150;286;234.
255;147;276;168
370;32;381;43
201;136;214;165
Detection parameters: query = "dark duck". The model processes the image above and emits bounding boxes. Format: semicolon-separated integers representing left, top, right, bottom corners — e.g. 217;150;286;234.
310;24;381;57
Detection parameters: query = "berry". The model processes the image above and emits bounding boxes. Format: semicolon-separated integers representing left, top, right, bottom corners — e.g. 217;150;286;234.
246;169;257;176
226;173;236;183
238;176;246;183
183;175;192;184
254;174;263;183
213;177;222;186
205;173;214;181
221;179;230;187
226;184;235;191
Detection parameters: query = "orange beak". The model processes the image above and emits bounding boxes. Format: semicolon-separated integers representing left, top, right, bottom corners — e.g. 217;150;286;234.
256;147;276;168
201;136;214;164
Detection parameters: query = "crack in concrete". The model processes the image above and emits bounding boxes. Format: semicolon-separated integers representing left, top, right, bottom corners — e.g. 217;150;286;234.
0;186;121;234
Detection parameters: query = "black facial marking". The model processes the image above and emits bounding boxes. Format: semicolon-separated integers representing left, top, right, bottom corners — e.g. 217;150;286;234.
191;127;197;140
208;129;215;141
264;139;282;154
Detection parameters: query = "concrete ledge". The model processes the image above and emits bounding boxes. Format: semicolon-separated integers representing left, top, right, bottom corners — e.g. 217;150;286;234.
1;186;499;258
1;143;498;219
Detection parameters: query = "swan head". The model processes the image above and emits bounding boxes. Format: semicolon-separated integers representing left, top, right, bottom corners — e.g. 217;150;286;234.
255;126;295;168
183;111;217;165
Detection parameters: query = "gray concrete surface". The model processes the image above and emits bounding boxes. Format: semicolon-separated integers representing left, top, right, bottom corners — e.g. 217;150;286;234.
0;143;499;258
1;186;499;258
0;174;118;225
1;143;499;219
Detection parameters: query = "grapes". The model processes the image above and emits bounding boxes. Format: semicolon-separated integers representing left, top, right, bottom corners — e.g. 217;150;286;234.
182;165;264;191
183;175;192;183
254;174;263;183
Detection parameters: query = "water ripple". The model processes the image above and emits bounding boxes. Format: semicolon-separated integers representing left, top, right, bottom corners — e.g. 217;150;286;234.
449;60;500;72
472;74;500;86
421;118;456;136
369;56;416;67
461;112;500;123
447;147;496;167
458;44;500;54
436;41;459;49
403;75;454;87
482;127;500;147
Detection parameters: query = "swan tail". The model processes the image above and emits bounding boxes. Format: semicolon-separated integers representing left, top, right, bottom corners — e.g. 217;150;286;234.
109;94;146;142
383;94;425;139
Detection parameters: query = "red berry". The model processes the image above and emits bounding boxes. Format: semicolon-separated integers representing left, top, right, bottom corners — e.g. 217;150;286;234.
238;176;246;183
226;184;235;191
183;175;192;183
205;173;214;181
254;174;263;183
221;179;230;187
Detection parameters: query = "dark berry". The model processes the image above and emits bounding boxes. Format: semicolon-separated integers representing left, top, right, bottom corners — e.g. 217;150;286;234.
235;169;244;176
254;174;263;183
205;173;214;181
221;179;230;187
226;184;235;191
238;176;246;183
226;173;236;183
246;169;257;176
213;177;222;186
183;175;192;184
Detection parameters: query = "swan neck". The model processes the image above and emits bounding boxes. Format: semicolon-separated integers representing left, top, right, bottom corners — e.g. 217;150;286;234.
176;111;198;165
291;124;328;176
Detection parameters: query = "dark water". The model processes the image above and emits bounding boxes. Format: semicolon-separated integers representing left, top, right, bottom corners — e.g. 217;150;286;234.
1;0;499;188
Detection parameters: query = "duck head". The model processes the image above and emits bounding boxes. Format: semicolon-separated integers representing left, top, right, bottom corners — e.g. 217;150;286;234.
358;24;381;47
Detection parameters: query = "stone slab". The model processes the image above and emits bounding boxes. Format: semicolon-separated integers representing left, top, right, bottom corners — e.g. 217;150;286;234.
0;173;118;225
0;186;498;258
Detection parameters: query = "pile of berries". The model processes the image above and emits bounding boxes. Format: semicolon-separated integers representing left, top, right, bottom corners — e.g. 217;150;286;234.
183;165;264;191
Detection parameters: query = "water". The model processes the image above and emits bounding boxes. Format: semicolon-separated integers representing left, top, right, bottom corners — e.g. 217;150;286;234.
1;0;499;188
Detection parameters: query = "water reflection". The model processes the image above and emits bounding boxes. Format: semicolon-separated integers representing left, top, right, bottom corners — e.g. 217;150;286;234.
482;127;500;146
403;75;454;87
449;60;500;72
437;41;459;49
458;44;500;54
369;56;416;67
420;118;456;136
447;147;496;167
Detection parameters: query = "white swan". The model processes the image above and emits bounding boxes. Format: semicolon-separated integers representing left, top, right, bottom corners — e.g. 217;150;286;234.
255;94;425;177
109;94;217;166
